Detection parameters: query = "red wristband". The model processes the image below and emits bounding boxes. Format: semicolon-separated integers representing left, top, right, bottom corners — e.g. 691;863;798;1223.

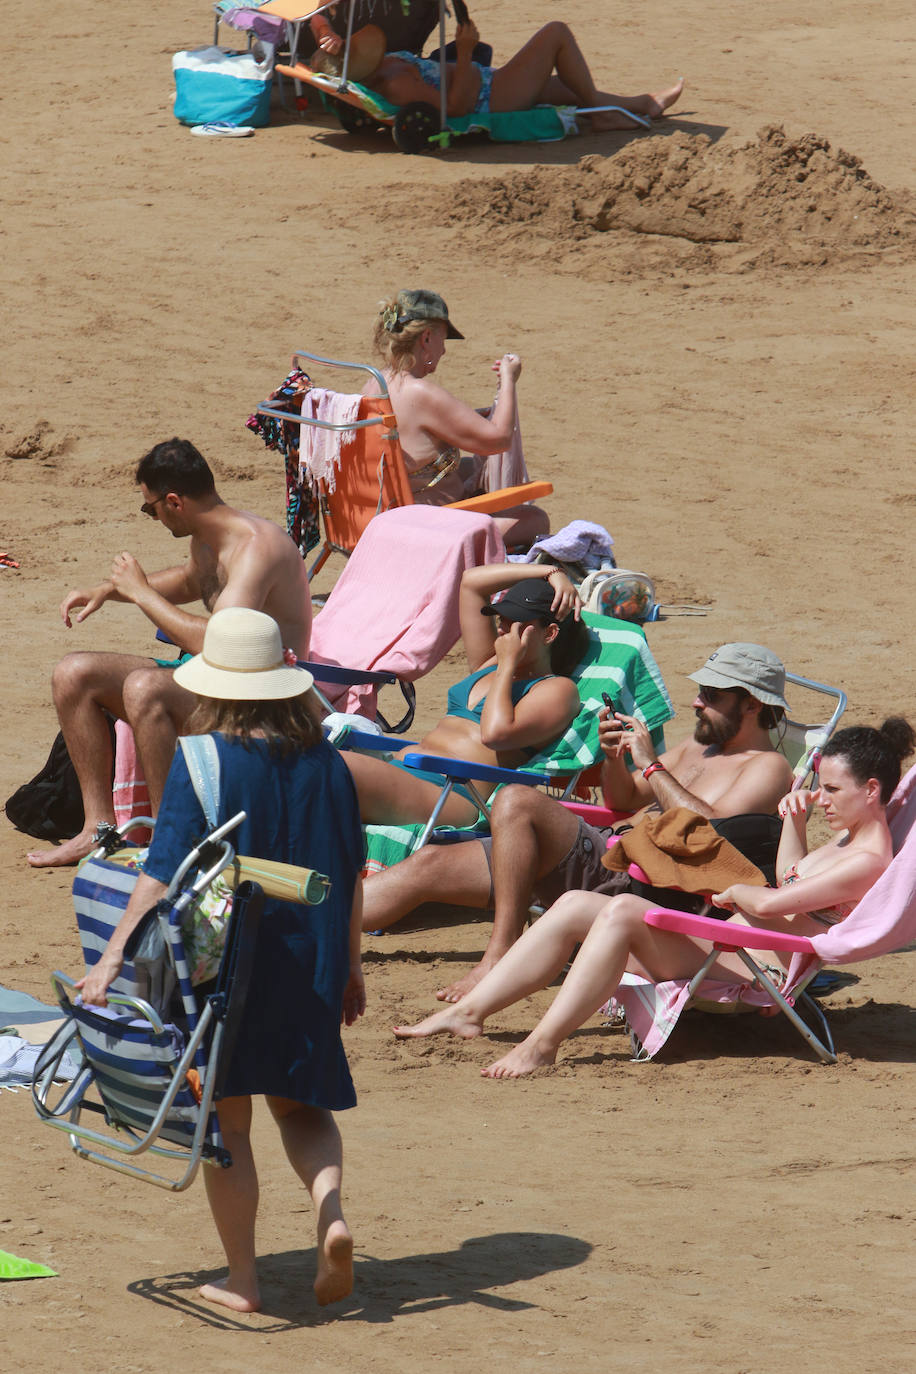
642;761;667;780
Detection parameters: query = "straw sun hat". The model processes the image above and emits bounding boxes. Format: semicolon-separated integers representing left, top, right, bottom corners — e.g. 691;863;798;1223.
174;608;314;701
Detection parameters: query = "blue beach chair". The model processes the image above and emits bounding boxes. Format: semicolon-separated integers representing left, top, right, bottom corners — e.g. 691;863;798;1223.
32;815;271;1191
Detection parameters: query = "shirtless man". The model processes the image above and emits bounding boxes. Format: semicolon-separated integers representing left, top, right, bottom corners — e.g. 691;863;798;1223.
361;643;794;1000
27;438;310;867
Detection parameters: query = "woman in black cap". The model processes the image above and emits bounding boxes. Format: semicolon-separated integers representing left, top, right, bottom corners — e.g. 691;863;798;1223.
366;287;549;548
343;560;588;827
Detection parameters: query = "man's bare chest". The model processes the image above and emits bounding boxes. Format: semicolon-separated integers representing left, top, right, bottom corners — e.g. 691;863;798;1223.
196;551;226;611
675;750;742;800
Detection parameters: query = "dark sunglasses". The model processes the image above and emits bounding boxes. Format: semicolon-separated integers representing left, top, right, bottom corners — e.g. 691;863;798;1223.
697;684;740;706
140;493;169;518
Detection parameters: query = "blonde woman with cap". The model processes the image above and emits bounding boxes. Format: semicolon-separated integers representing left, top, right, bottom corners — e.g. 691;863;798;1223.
365;287;550;548
79;607;365;1313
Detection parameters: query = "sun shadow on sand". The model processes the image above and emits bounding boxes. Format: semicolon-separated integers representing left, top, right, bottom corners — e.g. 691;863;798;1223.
127;1230;592;1331
276;110;726;166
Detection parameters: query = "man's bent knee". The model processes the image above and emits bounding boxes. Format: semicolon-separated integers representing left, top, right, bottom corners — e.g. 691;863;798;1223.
490;783;556;826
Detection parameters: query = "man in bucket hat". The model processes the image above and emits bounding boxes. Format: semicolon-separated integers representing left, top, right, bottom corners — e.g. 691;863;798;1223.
362;642;795;1001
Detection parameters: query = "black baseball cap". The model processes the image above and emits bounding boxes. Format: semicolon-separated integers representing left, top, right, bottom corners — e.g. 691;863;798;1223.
480;581;557;623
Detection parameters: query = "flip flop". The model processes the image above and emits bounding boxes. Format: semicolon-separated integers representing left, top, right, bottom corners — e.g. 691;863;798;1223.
190;123;255;138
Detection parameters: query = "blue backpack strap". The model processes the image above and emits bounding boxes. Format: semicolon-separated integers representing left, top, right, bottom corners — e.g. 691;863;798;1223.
178;735;221;830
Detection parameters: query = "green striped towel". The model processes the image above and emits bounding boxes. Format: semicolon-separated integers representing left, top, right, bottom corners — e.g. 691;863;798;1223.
363;614;673;872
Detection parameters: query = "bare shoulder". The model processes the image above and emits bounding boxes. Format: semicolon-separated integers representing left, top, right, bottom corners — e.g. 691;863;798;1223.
228;508;299;560
745;747;795;784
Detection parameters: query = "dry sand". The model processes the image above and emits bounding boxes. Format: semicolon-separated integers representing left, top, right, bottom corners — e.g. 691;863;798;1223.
2;1;914;1368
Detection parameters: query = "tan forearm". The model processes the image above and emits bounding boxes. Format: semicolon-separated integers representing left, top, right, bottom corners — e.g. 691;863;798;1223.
127;585;209;653
640;763;715;818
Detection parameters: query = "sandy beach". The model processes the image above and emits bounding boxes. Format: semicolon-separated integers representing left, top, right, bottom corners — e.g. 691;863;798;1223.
2;1;915;1367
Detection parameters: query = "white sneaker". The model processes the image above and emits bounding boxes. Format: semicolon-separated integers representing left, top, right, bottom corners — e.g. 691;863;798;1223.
190;123;255;137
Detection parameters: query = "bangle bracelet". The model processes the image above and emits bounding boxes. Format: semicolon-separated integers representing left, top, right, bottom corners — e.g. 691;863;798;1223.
642;761;666;780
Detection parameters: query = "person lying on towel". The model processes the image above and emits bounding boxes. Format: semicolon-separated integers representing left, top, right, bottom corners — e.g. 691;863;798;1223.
360;20;684;132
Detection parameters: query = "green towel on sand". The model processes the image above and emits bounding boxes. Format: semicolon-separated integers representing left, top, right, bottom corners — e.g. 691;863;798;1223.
0;1248;57;1280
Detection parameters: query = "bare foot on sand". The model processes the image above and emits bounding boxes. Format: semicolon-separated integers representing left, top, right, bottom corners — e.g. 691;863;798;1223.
199;1276;261;1313
646;77;685;118
27;825;103;869
480;1036;557;1080
588;78;684;132
314;1219;353;1306
393;1003;484;1040
436;952;504;1003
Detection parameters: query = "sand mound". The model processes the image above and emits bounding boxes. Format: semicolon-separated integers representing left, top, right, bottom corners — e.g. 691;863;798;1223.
438;126;916;274
3;419;74;462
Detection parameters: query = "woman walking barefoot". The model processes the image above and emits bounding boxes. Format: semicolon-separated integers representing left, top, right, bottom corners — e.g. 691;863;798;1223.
79;609;366;1310
394;720;913;1078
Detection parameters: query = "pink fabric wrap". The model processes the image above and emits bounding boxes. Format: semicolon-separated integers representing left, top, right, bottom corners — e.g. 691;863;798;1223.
806;761;916;964
309;505;505;717
112;720;151;840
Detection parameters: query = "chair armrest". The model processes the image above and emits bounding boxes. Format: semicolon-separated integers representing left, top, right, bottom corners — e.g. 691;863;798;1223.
645;907;816;954
448;481;553;515
402;753;550;787
559;800;633;827
299;660;398;687
334;728;415;752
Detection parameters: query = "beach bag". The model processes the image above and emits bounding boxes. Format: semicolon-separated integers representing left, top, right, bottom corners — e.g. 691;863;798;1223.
5;717;117;841
172;45;273;128
579;568;659;624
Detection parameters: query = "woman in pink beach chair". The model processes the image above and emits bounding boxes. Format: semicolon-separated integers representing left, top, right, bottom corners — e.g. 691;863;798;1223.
392;717;914;1077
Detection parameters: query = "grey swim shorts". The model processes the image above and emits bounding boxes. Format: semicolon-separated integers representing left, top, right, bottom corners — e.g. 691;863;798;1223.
479;817;631;911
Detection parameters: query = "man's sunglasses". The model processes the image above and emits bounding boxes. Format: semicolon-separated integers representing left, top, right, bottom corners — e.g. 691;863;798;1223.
140;493;169;518
697;684;742;706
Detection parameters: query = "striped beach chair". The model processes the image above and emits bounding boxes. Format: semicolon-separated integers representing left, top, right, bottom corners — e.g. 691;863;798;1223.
32;815;262;1191
357;612;674;871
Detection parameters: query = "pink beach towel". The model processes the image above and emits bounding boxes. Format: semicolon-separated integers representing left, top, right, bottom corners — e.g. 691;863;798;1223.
309;505;505;717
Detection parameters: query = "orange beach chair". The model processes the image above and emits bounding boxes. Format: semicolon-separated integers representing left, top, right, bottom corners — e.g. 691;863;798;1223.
255;349;553;580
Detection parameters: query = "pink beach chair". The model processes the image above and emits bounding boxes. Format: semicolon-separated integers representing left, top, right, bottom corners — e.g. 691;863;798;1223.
612;764;916;1063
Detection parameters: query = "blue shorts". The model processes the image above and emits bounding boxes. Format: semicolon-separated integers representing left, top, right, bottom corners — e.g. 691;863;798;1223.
153;650;193;670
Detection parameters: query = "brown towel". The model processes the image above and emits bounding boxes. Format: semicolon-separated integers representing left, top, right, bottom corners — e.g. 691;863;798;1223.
601;806;768;895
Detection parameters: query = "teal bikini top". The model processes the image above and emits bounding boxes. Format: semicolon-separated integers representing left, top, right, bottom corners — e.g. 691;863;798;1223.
446;667;552;758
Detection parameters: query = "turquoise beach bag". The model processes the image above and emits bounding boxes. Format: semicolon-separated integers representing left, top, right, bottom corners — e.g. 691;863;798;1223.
173;45;273;128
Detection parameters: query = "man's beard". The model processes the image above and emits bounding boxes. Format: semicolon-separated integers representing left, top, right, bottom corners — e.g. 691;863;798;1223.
693;703;742;747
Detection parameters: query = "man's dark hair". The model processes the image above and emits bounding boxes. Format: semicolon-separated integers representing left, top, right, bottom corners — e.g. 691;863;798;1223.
135;438;216;499
731;686;784;732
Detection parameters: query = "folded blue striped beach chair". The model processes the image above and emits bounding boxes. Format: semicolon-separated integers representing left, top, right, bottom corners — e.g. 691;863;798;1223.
32;815;263;1191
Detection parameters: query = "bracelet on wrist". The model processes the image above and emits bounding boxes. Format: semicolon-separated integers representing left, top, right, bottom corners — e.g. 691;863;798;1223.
642;761;667;781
